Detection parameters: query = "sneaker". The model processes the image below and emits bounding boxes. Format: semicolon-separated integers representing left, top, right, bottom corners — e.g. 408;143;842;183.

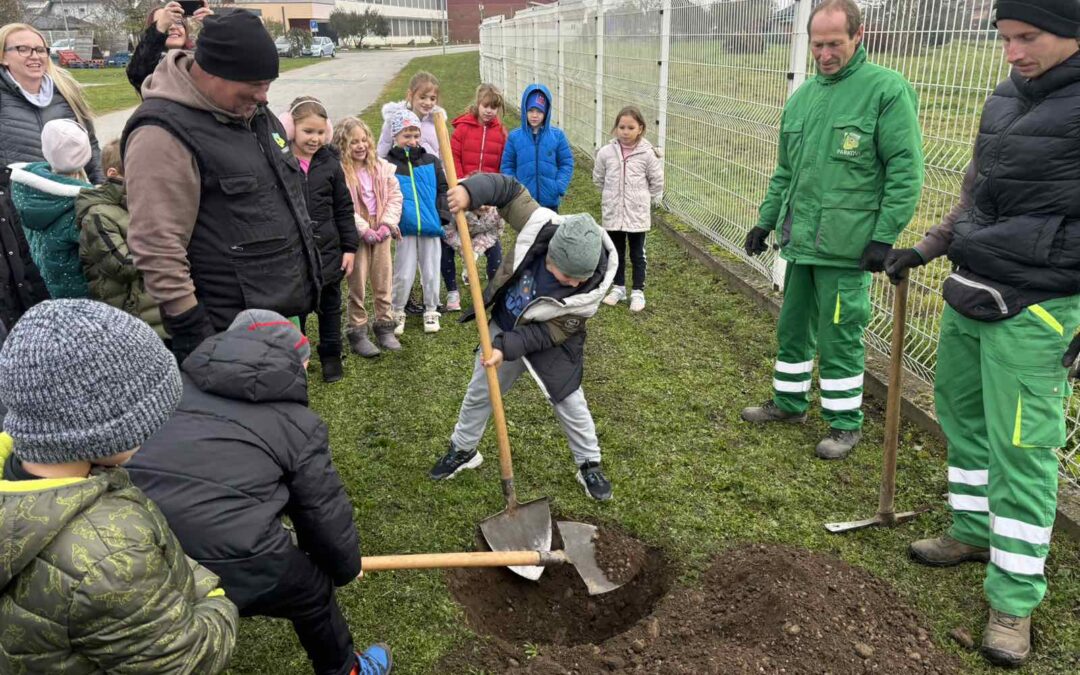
814;428;861;460
909;534;990;567
429;442;483;480
740;400;807;424
352;643;393;675
423;310;441;333
629;289;646;312
462;269;470;287
603;285;626;306
392;310;406;336
981;610;1031;668
446;290;461;312
577;461;613;501
404;298;424;316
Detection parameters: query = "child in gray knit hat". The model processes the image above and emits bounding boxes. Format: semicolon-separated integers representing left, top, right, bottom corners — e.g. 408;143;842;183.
0;299;239;673
429;173;618;501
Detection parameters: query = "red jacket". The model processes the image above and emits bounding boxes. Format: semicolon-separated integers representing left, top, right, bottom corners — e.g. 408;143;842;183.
450;112;506;179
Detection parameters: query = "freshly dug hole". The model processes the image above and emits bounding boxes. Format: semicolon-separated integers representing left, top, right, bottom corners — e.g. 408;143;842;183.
446;522;670;646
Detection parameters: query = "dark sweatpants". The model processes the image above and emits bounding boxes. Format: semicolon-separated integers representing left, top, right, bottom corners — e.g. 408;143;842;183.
242;549;354;675
607;231;647;291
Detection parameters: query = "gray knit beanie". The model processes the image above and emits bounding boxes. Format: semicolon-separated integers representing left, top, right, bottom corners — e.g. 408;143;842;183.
547;213;603;280
0;299;181;464
229;309;311;363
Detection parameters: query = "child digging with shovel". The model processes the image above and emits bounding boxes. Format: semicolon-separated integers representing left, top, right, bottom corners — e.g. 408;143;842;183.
428;173;617;501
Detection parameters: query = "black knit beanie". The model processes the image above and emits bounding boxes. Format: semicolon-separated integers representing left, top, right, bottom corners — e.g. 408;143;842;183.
195;9;279;82
995;0;1080;37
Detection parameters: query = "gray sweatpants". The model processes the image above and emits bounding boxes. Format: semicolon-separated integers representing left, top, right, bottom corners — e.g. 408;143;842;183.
392;235;441;311
451;323;602;466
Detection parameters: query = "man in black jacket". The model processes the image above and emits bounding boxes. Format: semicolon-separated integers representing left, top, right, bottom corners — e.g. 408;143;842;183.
127;309;391;675
885;0;1080;666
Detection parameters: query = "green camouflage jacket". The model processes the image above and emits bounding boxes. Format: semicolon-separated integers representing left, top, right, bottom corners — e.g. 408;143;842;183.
0;434;239;673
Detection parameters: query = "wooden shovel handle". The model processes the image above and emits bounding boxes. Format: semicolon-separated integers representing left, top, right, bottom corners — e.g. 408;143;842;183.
433;112;517;507
878;278;908;520
361;549;568;572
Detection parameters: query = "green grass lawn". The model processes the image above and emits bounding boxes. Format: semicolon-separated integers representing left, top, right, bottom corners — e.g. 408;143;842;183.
225;51;1080;674
69;57;323;115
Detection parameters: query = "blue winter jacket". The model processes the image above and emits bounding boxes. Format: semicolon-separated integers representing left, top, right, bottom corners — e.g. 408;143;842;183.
500;84;574;210
385;144;450;238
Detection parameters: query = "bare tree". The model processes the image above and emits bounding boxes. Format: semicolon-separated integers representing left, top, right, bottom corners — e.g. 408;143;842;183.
0;0;23;27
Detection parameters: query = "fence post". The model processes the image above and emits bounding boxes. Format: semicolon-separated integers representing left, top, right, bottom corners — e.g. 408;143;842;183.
557;9;565;129
594;0;605;151
501;19;509;96
656;0;672;166
771;0;814;291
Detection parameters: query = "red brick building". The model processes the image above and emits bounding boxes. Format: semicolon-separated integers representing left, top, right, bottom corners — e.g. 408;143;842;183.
448;0;555;43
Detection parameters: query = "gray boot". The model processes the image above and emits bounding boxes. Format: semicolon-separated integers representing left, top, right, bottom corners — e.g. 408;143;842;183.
740;400;807;424
981;610;1031;668
348;328;381;358
815;428;861;459
373;320;401;351
909;534;990;567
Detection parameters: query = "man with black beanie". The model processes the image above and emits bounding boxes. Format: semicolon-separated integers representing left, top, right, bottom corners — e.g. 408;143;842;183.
121;8;321;363
885;0;1080;667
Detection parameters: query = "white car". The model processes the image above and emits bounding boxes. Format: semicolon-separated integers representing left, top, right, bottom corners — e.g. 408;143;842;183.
304;36;335;58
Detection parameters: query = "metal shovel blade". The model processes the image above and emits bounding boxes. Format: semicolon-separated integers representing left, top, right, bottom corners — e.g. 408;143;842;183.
825;507;930;533
557;520;627;596
480;496;552;580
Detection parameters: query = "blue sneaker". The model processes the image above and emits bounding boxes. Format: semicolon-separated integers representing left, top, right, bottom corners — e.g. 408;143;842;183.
353;644;392;675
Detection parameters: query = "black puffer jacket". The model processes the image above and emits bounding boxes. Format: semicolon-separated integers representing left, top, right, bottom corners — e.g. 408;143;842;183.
0;167;49;330
945;53;1080;320
0;69;102;183
303;144;358;287
125;328;361;610
126;24;169;96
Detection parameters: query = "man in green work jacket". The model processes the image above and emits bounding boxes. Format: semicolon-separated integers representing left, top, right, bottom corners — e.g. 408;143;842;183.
741;0;924;459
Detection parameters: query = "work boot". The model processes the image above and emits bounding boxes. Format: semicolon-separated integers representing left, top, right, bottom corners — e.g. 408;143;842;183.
429;442;483;480
321;353;344;383
372;320;401;351
909;534;990;567
348;329;381;358
981;610;1031;668
577;461;613;501
351;643;393;675
740;400;807;424
815;428;861;459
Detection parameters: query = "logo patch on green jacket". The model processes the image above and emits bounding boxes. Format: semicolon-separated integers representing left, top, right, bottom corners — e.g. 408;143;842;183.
273;132;286;149
837;132;862;158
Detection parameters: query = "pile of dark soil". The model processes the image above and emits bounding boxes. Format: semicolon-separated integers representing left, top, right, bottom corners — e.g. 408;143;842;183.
441;542;961;674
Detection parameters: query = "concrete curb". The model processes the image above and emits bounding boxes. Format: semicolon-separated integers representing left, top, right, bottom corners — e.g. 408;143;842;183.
656;213;1080;542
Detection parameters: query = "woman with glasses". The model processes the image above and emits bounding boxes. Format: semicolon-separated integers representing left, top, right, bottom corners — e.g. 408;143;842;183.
0;23;101;182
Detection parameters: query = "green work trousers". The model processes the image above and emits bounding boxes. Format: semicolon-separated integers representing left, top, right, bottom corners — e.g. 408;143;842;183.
771;264;872;430
937;295;1080;617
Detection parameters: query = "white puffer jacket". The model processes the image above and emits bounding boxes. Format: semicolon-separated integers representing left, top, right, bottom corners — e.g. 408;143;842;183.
592;137;664;233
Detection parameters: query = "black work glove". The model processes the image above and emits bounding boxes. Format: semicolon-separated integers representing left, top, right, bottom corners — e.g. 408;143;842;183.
743;226;771;257
883;248;924;285
858;241;892;273
1064;333;1080;380
163;303;215;365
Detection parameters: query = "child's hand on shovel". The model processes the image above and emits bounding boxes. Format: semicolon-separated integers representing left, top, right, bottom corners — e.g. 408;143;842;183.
448;185;471;214
482;348;504;368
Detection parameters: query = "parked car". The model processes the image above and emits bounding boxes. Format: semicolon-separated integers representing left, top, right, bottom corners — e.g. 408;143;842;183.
303;36;335;58
275;36;297;58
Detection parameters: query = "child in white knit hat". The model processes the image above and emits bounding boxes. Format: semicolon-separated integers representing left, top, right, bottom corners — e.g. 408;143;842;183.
9;118;93;298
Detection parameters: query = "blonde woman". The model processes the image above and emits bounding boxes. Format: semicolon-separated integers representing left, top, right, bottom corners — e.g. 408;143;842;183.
0;23;101;182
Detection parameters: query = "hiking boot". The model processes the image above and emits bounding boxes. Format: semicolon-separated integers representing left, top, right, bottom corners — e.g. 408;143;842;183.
321;354;344;383
629;289;646;312
445;290;461;312
815;428;861;460
404;298;424;315
603;285;626;306
351;643;393;675
740;400;807;424
577;461;613;501
909;534;990;567
429;442;483;480
423;310;441;333
392;310;406;336
348;329;381;358
373;320;401;351
981;610;1031;668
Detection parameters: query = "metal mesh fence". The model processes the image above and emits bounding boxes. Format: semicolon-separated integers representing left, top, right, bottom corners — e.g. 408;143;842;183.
479;0;1080;487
